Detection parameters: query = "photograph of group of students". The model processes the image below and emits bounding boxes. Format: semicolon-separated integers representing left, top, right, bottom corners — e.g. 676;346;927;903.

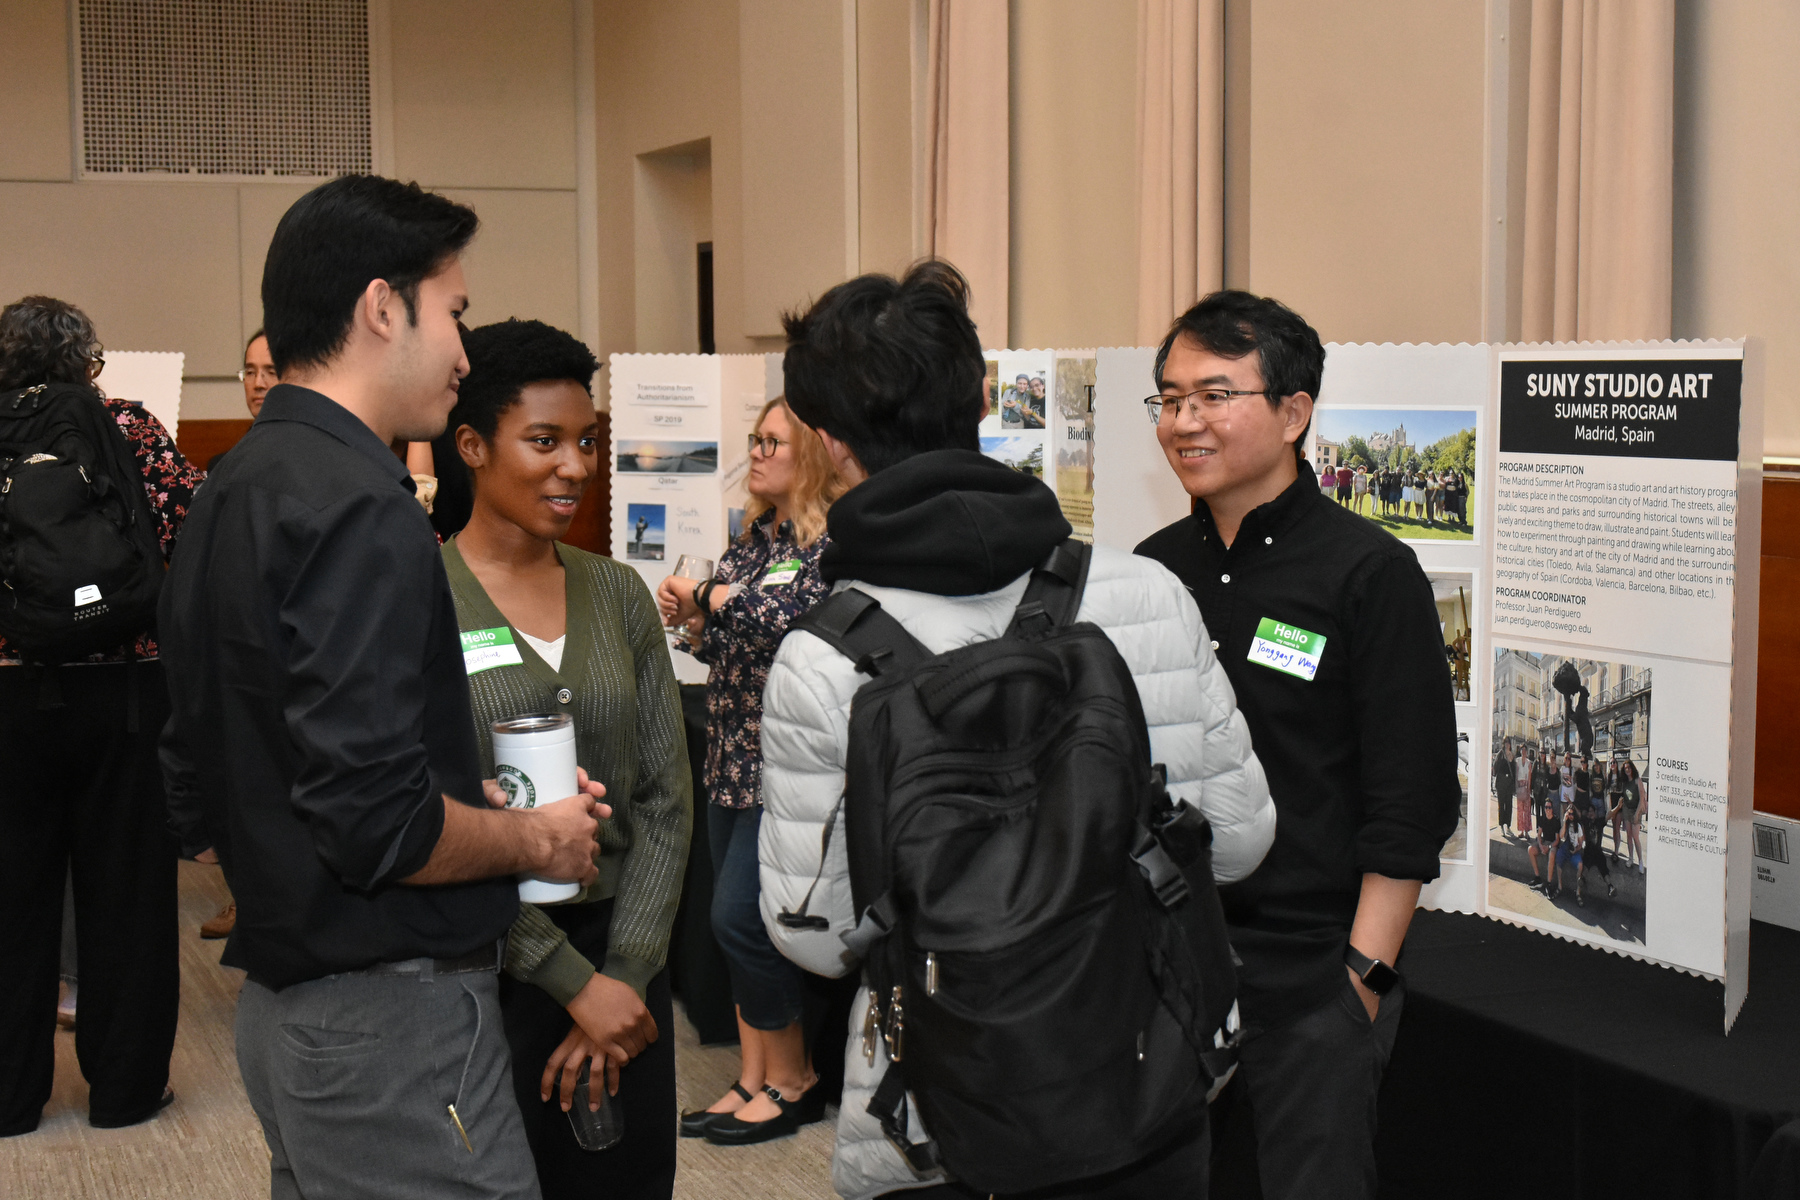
1309;407;1478;541
1487;648;1652;946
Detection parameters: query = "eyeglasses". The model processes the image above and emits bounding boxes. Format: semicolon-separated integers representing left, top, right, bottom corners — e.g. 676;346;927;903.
747;434;789;457
86;344;105;379
1143;388;1270;424
238;366;278;384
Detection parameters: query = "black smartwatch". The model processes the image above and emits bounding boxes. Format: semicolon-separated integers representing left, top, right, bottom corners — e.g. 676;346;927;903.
1345;945;1401;996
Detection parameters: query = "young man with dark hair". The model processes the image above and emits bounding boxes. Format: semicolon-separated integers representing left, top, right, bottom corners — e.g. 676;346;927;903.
758;261;1277;1197
160;175;607;1200
1134;291;1461;1200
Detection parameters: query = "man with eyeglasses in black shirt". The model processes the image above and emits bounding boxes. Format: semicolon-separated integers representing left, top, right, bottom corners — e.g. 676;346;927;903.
1135;291;1461;1200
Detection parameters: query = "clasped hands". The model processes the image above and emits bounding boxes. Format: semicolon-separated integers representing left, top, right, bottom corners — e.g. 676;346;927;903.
479;771;657;1112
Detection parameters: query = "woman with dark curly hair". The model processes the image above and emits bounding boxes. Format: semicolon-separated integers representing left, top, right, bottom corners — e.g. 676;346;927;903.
0;295;204;1136
442;318;693;1199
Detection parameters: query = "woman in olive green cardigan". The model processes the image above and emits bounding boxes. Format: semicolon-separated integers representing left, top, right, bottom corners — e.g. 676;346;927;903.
445;320;691;1200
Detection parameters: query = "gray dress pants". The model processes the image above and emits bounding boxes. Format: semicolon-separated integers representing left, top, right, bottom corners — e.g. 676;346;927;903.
236;961;539;1200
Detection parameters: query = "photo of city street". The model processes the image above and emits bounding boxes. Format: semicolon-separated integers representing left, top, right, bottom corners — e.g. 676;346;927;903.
1487;647;1651;946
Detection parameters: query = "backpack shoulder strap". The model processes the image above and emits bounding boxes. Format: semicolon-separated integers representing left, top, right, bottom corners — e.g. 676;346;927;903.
1006;537;1093;636
788;587;931;678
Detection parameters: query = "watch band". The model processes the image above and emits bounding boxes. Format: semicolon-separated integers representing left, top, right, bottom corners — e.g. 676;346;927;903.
1344;945;1400;995
693;578;716;620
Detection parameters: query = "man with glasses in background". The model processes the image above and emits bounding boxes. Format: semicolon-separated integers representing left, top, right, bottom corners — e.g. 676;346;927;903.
1134;291;1461;1200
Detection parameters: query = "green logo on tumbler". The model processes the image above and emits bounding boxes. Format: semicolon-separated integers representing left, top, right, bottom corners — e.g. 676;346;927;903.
495;764;536;808
1247;616;1326;681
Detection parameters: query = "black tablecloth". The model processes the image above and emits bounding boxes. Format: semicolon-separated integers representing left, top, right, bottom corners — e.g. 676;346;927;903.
1377;910;1800;1200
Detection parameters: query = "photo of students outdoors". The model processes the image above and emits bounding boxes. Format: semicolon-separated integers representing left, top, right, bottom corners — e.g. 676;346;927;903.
625;502;666;561
1487;647;1652;946
1310;407;1477;541
1431;572;1475;703
999;369;1047;428
1053;355;1096;540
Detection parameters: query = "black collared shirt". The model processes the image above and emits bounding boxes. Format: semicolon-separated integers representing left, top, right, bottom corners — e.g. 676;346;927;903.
160;384;515;989
1136;463;1460;1029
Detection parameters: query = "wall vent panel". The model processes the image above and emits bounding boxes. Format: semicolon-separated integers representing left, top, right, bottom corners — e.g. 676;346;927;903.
77;0;372;179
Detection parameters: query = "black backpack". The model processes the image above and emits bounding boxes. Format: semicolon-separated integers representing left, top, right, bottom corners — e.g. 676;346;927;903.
784;539;1239;1195
0;382;164;664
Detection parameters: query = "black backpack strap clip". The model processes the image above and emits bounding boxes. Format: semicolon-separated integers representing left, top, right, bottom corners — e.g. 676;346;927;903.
1006;538;1093;636
867;1061;941;1174
1131;823;1191;910
789;588;930;678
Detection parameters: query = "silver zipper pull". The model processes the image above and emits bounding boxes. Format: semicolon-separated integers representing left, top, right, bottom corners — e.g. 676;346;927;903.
861;995;879;1064
1136;1030;1146;1062
925;952;939;996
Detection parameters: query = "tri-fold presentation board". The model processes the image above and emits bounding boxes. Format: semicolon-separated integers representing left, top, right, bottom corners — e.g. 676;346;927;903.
613;340;1761;1027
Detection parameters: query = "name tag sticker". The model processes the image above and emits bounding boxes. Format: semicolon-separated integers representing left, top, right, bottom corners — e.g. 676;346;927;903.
1247;616;1326;682
461;626;523;675
761;558;803;588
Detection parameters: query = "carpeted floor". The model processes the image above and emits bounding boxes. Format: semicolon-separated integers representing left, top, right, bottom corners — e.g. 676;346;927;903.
0;860;836;1199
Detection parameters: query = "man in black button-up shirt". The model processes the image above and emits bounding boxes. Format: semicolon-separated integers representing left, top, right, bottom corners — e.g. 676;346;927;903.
160;176;603;1200
1135;292;1459;1200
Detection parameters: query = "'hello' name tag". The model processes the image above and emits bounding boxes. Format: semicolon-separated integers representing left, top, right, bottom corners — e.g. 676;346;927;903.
1247;616;1325;681
461;626;523;675
761;558;803;588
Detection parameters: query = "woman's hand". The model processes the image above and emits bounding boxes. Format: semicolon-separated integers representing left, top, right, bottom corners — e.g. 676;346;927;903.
656;575;700;626
541;1025;613;1111
563;972;658;1097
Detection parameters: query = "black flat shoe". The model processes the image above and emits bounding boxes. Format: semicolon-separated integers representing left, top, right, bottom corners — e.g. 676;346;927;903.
704;1083;827;1146
90;1087;173;1129
681;1082;754;1138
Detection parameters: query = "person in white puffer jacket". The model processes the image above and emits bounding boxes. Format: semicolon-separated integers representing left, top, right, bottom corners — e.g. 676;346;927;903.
757;261;1277;1200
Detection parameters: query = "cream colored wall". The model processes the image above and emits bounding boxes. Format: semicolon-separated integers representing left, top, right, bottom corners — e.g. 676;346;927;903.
593;0;754;382
1673;1;1800;457
1246;0;1487;347
856;0;919;279
633;142;713;354
0;0;585;421
1008;0;1140;351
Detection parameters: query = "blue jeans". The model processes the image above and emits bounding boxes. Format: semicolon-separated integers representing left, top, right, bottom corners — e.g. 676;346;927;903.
708;804;805;1031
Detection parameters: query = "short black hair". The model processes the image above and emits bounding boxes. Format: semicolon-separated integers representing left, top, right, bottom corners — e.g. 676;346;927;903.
449;319;599;441
781;259;985;476
261;175;479;375
0;295;101;391
1154;290;1325;460
245;327;266;355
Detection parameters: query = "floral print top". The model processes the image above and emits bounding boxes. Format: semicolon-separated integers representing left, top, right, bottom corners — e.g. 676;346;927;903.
693;512;831;809
0;397;205;666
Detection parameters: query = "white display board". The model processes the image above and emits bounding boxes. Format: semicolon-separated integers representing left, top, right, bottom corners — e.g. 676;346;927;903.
607;353;766;685
1301;340;1758;1030
96;350;184;437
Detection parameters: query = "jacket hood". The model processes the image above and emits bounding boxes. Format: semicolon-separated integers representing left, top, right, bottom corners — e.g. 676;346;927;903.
820;449;1071;595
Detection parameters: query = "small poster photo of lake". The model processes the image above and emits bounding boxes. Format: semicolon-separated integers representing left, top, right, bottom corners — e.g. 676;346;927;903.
616;439;719;474
981;433;1044;478
625;503;666;561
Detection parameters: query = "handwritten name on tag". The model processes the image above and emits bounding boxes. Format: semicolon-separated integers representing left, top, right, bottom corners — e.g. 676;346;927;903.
1247;616;1326;681
461;626;523;675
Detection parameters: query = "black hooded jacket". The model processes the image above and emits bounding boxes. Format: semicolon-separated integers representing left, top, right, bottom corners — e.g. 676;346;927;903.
820;449;1071;595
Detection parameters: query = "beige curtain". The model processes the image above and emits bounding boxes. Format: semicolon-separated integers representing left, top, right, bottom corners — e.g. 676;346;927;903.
1134;0;1225;346
1520;0;1675;342
924;0;1010;348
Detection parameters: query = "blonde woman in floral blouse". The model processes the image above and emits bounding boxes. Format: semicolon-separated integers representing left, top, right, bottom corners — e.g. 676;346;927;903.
657;396;846;1146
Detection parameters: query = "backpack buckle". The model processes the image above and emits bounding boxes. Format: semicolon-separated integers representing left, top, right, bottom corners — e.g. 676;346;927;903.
853;648;894;677
1131;826;1191;909
1012;601;1053;635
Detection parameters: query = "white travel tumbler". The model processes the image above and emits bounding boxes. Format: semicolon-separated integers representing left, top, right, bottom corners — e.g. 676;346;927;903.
491;714;583;904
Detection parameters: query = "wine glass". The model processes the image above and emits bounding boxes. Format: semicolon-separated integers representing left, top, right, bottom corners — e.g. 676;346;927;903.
668;555;715;650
